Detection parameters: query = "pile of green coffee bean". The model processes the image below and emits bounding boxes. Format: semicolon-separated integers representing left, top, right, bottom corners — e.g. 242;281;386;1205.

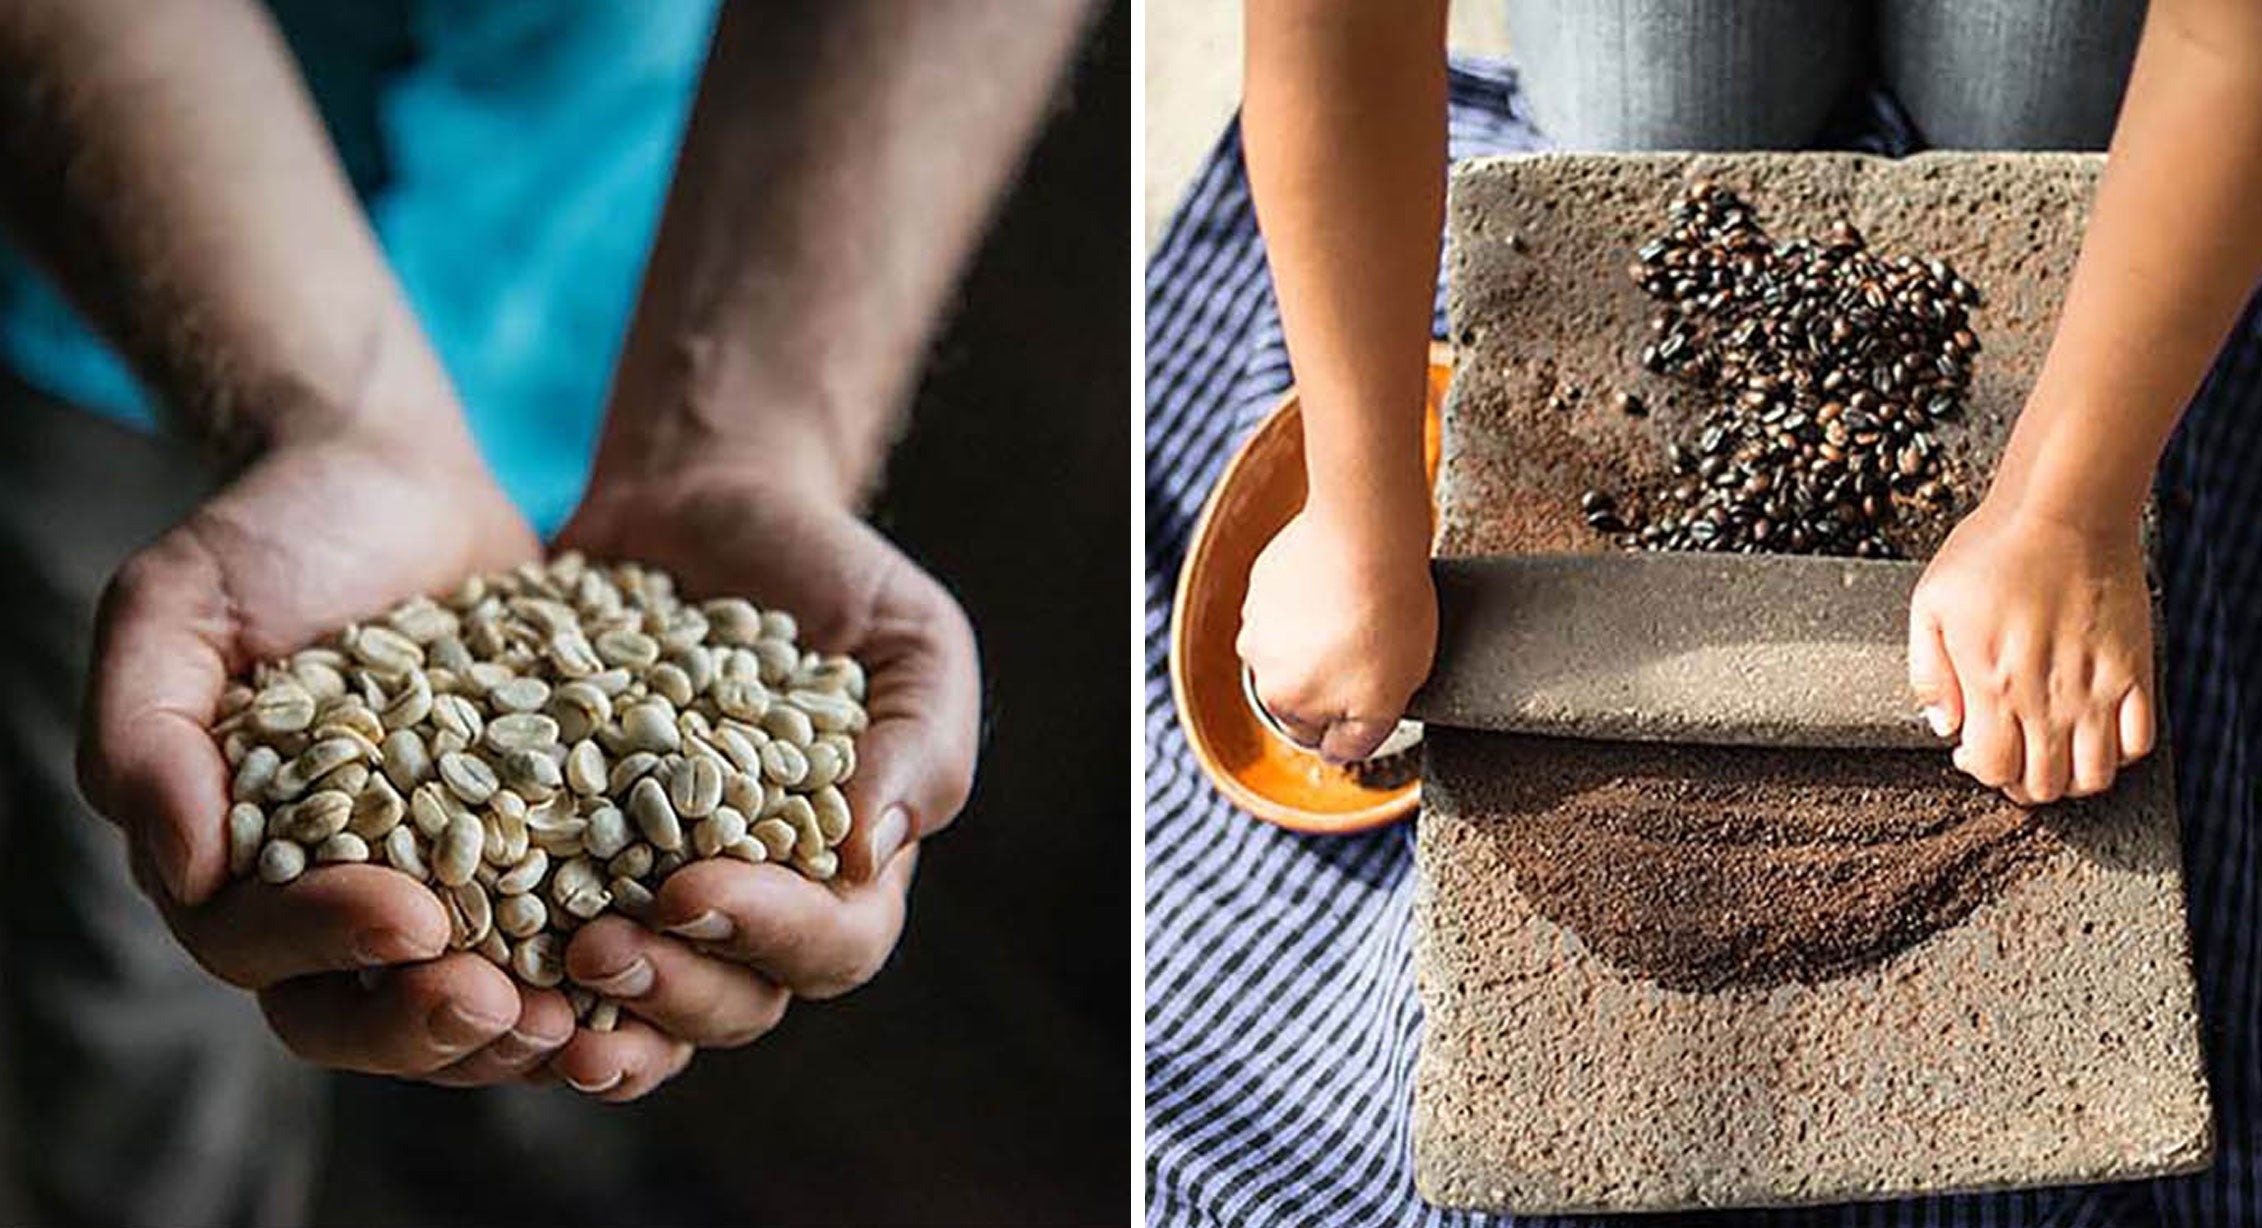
209;553;868;1030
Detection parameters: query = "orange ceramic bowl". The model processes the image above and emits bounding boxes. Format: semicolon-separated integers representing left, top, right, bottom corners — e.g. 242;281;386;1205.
1168;347;1451;835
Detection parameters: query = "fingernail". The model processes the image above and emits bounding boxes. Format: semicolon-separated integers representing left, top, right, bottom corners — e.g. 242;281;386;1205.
1921;705;1953;737
666;911;733;942
566;1070;625;1095
430;1001;511;1051
868;805;910;874
353;927;430;967
491;1026;568;1066
579;957;654;998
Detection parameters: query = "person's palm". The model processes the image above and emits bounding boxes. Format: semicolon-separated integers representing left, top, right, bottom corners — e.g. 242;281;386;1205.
78;428;577;1083
535;472;981;1099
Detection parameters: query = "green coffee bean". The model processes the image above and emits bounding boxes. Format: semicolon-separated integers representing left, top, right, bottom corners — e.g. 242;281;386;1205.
496;848;549;896
380;670;434;730
484;713;561;755
251;682;317;735
607;842;655;880
347;777;406;840
408;782;454;838
512;934;565;987
280;790;354;843
669;756;723;820
380;728;432;793
810;786;851;845
430;693;483;744
627;776;683;852
435;812;484;886
566;740;607;797
801;740;845;791
438;751;499;806
257;839;307;884
233;746;281;804
274;738;367;799
609;875;655;918
383;824;428;880
582;804;632;860
620;701;680;754
750;817;797;862
488;675;551;714
759;703;814;748
227;803;265;876
447;880;492;948
495;891;547;939
789;689;865;735
314;832;369;864
348;624;425;675
758;740;809;789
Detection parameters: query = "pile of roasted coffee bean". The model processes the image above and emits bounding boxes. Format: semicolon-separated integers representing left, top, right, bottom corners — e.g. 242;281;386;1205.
210;553;867;1030
1582;181;1983;557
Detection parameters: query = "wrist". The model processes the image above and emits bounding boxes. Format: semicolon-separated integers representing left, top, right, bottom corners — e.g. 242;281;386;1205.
590;332;873;512
1984;353;2184;536
1987;413;2156;542
1975;473;2142;550
221;304;473;468
1303;466;1432;565
586;409;856;514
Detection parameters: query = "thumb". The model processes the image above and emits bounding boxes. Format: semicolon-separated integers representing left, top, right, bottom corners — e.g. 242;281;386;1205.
837;596;982;884
1907;600;1963;741
78;535;239;908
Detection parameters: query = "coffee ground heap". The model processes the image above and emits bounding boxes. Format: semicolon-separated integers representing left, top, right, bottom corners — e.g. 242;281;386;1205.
1428;729;2057;992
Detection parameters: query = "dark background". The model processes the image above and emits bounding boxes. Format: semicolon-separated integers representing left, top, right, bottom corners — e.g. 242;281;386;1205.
316;5;1130;1224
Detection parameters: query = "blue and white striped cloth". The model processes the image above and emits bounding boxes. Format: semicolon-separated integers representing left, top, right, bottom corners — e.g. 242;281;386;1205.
1144;59;2261;1227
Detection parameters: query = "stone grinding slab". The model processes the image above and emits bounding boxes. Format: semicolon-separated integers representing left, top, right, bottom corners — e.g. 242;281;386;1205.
1414;553;1933;749
1413;152;2212;1214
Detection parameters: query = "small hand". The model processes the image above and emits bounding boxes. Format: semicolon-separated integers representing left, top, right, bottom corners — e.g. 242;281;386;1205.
1238;508;1436;763
541;471;980;1100
1908;496;2156;805
76;425;577;1084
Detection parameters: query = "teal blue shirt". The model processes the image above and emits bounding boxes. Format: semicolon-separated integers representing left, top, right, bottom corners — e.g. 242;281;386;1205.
0;0;719;533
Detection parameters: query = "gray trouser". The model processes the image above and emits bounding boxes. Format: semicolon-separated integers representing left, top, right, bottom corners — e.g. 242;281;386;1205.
0;382;322;1228
1505;0;2147;151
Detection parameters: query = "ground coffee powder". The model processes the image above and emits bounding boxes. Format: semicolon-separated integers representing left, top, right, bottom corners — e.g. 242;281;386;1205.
1426;729;2057;992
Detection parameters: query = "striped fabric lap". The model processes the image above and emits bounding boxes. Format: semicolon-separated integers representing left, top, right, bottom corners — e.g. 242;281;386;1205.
1145;60;2257;1228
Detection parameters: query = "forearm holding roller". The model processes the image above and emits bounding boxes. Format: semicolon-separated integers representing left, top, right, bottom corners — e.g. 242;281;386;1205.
1994;0;2262;525
1243;0;1448;555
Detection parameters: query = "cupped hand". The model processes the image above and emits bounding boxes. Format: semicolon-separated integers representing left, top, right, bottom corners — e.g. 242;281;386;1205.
76;424;578;1084
1908;496;2156;805
1237;508;1436;763
540;471;980;1100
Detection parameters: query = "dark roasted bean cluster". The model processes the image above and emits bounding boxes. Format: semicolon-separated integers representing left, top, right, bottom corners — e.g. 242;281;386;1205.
1583;182;1983;557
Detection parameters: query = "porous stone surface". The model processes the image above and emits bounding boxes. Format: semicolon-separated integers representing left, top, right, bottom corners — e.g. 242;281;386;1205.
1414;152;2212;1215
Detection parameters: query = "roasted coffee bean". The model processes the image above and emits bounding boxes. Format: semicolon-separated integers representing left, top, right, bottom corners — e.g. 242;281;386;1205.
1603;185;1979;557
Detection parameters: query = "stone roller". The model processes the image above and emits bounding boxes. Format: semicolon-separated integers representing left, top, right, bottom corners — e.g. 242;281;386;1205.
1411;551;1937;750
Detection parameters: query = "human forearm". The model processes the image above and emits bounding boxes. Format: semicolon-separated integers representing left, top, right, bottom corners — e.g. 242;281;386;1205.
1994;0;2262;527
0;0;463;463
589;0;1092;509
1243;0;1446;553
